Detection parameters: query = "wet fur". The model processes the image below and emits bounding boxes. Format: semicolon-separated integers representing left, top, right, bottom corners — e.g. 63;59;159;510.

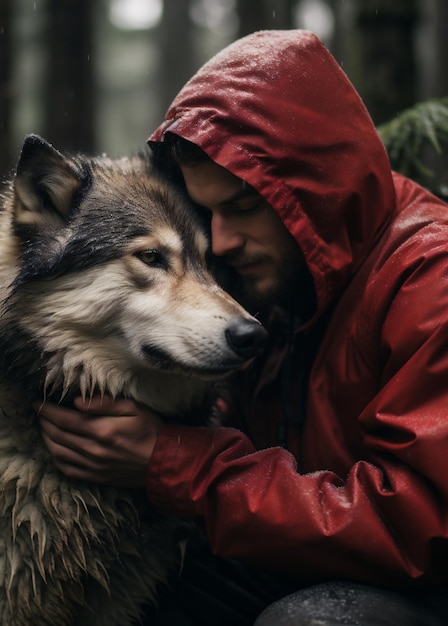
0;136;265;625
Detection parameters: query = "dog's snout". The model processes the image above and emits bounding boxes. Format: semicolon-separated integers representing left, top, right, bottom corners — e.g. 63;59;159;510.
225;319;268;360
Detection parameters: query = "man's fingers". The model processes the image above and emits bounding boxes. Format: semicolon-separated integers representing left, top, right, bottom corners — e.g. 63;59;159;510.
36;397;159;486
35;401;89;433
40;430;110;483
40;415;98;457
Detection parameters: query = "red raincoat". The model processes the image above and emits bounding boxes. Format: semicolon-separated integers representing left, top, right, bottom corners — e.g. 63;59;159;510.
147;30;448;587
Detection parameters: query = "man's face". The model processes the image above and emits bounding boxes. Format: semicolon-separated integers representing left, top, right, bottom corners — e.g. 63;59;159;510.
180;160;306;311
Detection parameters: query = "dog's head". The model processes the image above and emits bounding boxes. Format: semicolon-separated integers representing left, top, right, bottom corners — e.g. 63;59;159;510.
1;135;267;409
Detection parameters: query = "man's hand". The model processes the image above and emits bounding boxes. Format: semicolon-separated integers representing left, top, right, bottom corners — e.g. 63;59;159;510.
37;396;163;487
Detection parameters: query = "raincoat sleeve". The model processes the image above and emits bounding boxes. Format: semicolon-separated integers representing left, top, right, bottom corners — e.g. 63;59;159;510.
146;407;448;587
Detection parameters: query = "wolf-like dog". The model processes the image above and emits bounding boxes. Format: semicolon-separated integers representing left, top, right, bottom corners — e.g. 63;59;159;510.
0;135;267;625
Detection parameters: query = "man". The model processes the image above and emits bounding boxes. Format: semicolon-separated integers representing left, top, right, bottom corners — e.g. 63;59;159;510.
39;30;448;625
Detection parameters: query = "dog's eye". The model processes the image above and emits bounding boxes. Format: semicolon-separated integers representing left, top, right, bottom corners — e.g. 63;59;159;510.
136;249;165;268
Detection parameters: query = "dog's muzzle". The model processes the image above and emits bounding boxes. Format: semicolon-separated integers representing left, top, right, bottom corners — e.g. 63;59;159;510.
225;319;268;361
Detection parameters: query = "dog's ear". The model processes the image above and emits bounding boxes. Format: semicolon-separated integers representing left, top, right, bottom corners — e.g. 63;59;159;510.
12;134;82;241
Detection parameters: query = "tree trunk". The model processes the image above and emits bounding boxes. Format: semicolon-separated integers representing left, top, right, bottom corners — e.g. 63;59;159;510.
0;0;13;180
43;0;95;153
237;0;268;36
433;0;448;98
158;0;194;114
356;0;419;125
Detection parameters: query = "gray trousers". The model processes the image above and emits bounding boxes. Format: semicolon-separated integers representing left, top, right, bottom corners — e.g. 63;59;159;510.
142;531;448;626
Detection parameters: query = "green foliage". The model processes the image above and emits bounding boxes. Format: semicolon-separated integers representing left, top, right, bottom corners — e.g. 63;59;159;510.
378;97;448;200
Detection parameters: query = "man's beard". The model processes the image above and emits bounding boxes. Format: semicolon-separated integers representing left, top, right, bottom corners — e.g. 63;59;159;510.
231;268;294;314
211;247;316;319
213;255;305;316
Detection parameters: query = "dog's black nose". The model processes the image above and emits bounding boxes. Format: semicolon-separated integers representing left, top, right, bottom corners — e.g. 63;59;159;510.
225;320;268;360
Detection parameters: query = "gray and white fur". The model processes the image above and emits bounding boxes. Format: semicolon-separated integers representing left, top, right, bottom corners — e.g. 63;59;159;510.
0;135;267;625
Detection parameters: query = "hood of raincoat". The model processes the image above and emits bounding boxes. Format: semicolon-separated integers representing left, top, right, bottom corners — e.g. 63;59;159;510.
148;30;397;319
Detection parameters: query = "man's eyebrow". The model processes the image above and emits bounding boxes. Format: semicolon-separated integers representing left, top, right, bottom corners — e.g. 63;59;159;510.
187;183;259;210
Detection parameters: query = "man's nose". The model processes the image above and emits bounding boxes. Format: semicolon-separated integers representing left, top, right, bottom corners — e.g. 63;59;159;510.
211;214;245;257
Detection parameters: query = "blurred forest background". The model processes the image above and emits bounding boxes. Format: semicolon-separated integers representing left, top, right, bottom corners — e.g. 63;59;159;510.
1;0;447;193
